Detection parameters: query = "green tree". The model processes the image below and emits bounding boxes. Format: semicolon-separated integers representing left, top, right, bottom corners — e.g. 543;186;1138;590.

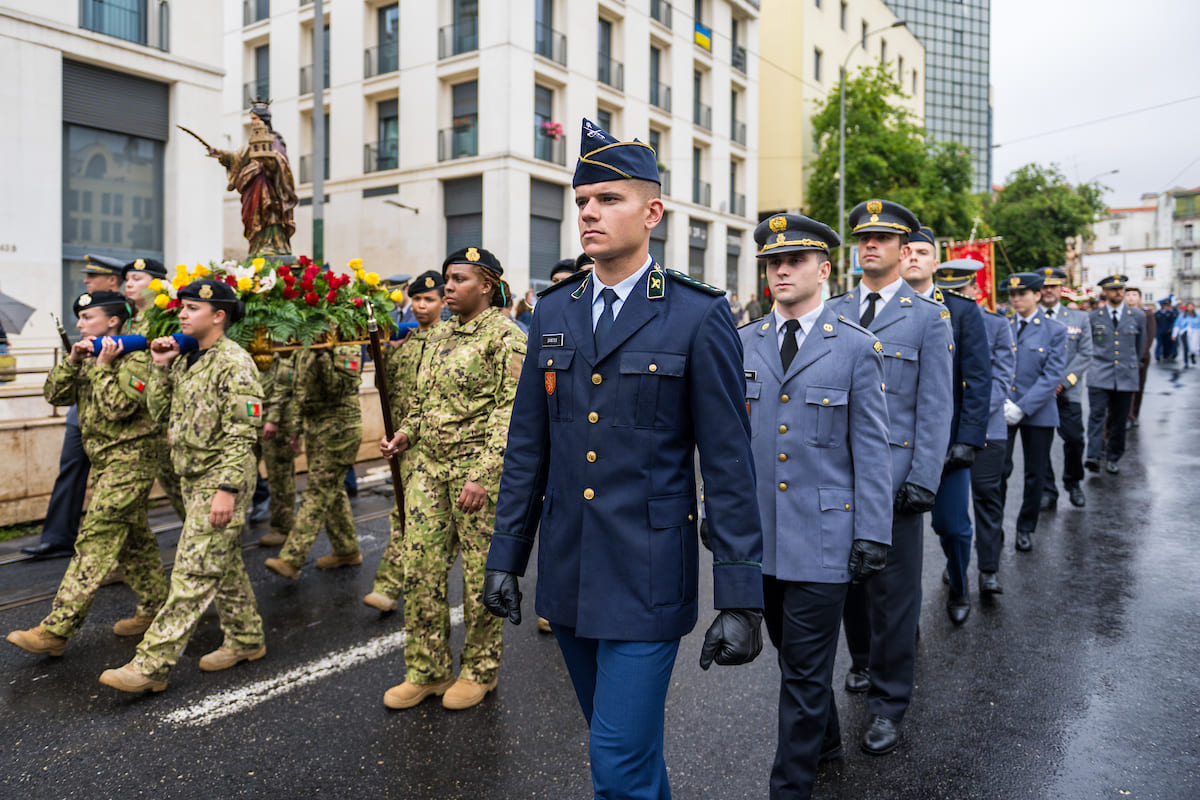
807;65;978;246
981;163;1108;277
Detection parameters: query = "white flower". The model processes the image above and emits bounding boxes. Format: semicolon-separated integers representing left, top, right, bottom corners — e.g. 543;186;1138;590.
255;270;277;293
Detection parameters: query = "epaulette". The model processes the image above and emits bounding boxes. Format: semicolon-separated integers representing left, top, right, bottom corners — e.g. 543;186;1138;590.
941;288;972;302
536;270;589;298
828;290;851;301
836;315;873;337
665;268;725;296
738;315;769;330
914;292;943;307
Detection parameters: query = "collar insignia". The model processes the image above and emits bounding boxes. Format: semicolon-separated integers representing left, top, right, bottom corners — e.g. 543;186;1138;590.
647;269;665;300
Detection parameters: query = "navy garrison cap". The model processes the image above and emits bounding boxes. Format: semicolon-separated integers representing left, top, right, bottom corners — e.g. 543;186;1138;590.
408;270;445;297
753;213;839;257
122;258;167;279
848;199;920;237
909;226;936;246
572;118;661;187
1038;267;1067;287
1097;274;1128;290
935;258;985;290
83;254;125;276
1002;272;1044;293
72;290;129;318
443;246;503;276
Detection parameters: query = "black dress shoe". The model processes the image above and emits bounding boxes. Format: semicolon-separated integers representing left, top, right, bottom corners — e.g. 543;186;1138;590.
20;542;74;560
947;593;971;624
861;715;901;755
1040;495;1057;512
1105;460;1120;474
1067;485;1086;508
845;667;870;693
1015;530;1033;552
1084;458;1100;473
979;572;1003;595
818;739;844;763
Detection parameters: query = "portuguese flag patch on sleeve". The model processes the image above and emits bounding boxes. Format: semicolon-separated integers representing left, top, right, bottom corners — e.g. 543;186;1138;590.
344;358;359;371
246;401;261;417
128;375;146;393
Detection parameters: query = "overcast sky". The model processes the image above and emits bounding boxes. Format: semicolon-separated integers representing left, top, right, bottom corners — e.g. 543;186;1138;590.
989;0;1200;208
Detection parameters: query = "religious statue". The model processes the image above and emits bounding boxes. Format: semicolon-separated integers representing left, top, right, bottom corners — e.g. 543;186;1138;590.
204;100;298;258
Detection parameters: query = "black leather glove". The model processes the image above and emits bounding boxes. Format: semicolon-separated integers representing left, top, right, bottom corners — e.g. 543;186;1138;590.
847;539;889;583
482;569;522;625
699;609;763;670
699;519;711;552
894;482;937;515
944;442;977;471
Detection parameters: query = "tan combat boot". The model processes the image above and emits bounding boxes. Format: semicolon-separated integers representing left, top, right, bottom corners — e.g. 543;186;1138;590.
363;592;398;612
442;677;498;710
259;530;287;547
316;550;363;570
264;557;299;580
99;664;167;693
6;626;68;657
383;676;455;709
198;644;267;672
112;616;155;637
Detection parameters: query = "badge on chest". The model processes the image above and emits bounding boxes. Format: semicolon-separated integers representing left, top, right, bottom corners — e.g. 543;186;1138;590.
545;372;556;395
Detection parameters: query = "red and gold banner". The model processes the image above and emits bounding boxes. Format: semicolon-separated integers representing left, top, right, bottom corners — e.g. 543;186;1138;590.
945;239;997;312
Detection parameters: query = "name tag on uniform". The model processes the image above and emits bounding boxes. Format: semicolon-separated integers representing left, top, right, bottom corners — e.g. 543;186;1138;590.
1068;326;1081;335
542;333;564;347
744;370;757;381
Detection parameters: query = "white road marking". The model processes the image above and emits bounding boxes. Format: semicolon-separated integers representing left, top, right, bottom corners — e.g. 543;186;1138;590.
161;604;465;727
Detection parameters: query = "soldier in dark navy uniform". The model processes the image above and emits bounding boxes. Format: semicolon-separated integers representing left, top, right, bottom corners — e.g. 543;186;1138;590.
483;119;764;800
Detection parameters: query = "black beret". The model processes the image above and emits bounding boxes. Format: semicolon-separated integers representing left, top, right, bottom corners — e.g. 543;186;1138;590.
178;279;245;323
409;270;445;297
574;252;595;270
551;258;577;279
73;290;129;318
122;257;168;279
442;246;503;276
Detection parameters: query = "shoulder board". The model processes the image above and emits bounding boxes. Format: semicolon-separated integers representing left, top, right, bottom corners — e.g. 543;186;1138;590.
914;292;943;306
738;315;769;330
665;268;726;296
941;288;972;302
828;290;850;300
536;270;589;298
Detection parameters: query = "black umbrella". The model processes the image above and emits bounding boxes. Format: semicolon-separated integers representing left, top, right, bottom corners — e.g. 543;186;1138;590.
0;291;35;335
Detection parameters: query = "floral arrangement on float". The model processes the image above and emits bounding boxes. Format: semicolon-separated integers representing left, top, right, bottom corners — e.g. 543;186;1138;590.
143;256;397;368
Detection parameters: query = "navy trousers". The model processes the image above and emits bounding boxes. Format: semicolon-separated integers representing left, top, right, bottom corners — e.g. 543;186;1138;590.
970;440;1007;573
842;510;923;722
1087;387;1133;462
764;577;847;800
553;626;679;800
39;406;90;548
933;466;973;596
1003;424;1054;535
1044;397;1085;499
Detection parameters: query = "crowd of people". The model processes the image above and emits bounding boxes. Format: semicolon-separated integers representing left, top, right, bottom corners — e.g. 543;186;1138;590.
4;117;1175;800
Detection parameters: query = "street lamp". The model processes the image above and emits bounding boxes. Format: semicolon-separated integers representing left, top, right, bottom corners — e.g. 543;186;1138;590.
838;19;907;290
1084;168;1119;184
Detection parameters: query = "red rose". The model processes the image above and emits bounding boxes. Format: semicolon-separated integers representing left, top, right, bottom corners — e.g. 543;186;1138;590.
282;288;299;300
166;299;180;310
224;275;238;287
283;275;296;287
353;298;364;308
303;266;319;280
277;266;292;277
297;255;312;267
325;289;338;303
300;278;315;291
304;292;320;306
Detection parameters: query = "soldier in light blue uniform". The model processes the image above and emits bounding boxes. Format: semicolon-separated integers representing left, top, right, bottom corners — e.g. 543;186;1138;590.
1000;272;1068;553
1037;267;1091;509
745;213;892;797
483;118;764;800
1085;274;1146;474
828;199;953;756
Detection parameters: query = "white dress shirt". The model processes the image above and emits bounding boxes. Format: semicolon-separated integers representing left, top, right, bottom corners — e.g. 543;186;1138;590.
591;255;653;331
857;277;904;320
774;303;826;352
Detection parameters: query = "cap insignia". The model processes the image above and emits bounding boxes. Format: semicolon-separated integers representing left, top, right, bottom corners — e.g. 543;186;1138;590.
465;247;481;262
866;200;883;214
199;284;213;299
870;214;879;223
134;259;145;270
425;277;435;288
1009;276;1021;288
78;293;92;307
775;233;786;244
768;216;788;233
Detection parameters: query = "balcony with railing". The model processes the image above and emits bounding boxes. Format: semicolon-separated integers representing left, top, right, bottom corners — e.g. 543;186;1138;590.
299;63;330;95
731;119;746;146
80;0;169;51
439;118;478;161
364;42;399;78
651;0;672;28
1176;237;1199;250
439;18;478;59
534;126;566;166
364;141;399;173
693;180;711;207
650;82;672;112
694;101;712;131
598;54;624;92
243;78;269;108
298;153;329;184
729;192;746;217
732;44;747;74
244;0;269;26
535;22;567;65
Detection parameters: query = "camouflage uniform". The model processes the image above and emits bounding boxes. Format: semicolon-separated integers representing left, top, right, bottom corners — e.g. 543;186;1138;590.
39;350;167;638
128;310;185;521
371;329;435;600
395;307;525;686
130;335;264;680
260;353;297;536
277;345;363;570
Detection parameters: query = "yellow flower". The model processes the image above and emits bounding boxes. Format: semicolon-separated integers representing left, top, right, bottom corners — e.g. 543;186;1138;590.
172;275;188;290
364;272;381;286
251;257;266;272
389;289;405;303
193;264;210;277
174;264;188;277
155;294;170;309
237;277;254;292
348;258;364;271
148;279;164;292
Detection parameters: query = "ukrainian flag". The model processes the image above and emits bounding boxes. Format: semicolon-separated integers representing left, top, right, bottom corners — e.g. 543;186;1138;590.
694;22;712;51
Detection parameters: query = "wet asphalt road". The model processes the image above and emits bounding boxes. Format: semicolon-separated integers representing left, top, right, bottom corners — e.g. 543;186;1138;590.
2;363;1198;800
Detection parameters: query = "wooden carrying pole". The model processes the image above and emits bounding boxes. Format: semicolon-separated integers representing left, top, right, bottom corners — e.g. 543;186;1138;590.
365;303;404;532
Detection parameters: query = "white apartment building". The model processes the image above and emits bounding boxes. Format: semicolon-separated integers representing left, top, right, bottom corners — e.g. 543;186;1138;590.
223;0;760;297
1082;192;1179;304
0;2;225;390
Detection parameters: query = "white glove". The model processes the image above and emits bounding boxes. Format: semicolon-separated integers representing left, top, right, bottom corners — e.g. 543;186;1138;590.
1004;399;1025;426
